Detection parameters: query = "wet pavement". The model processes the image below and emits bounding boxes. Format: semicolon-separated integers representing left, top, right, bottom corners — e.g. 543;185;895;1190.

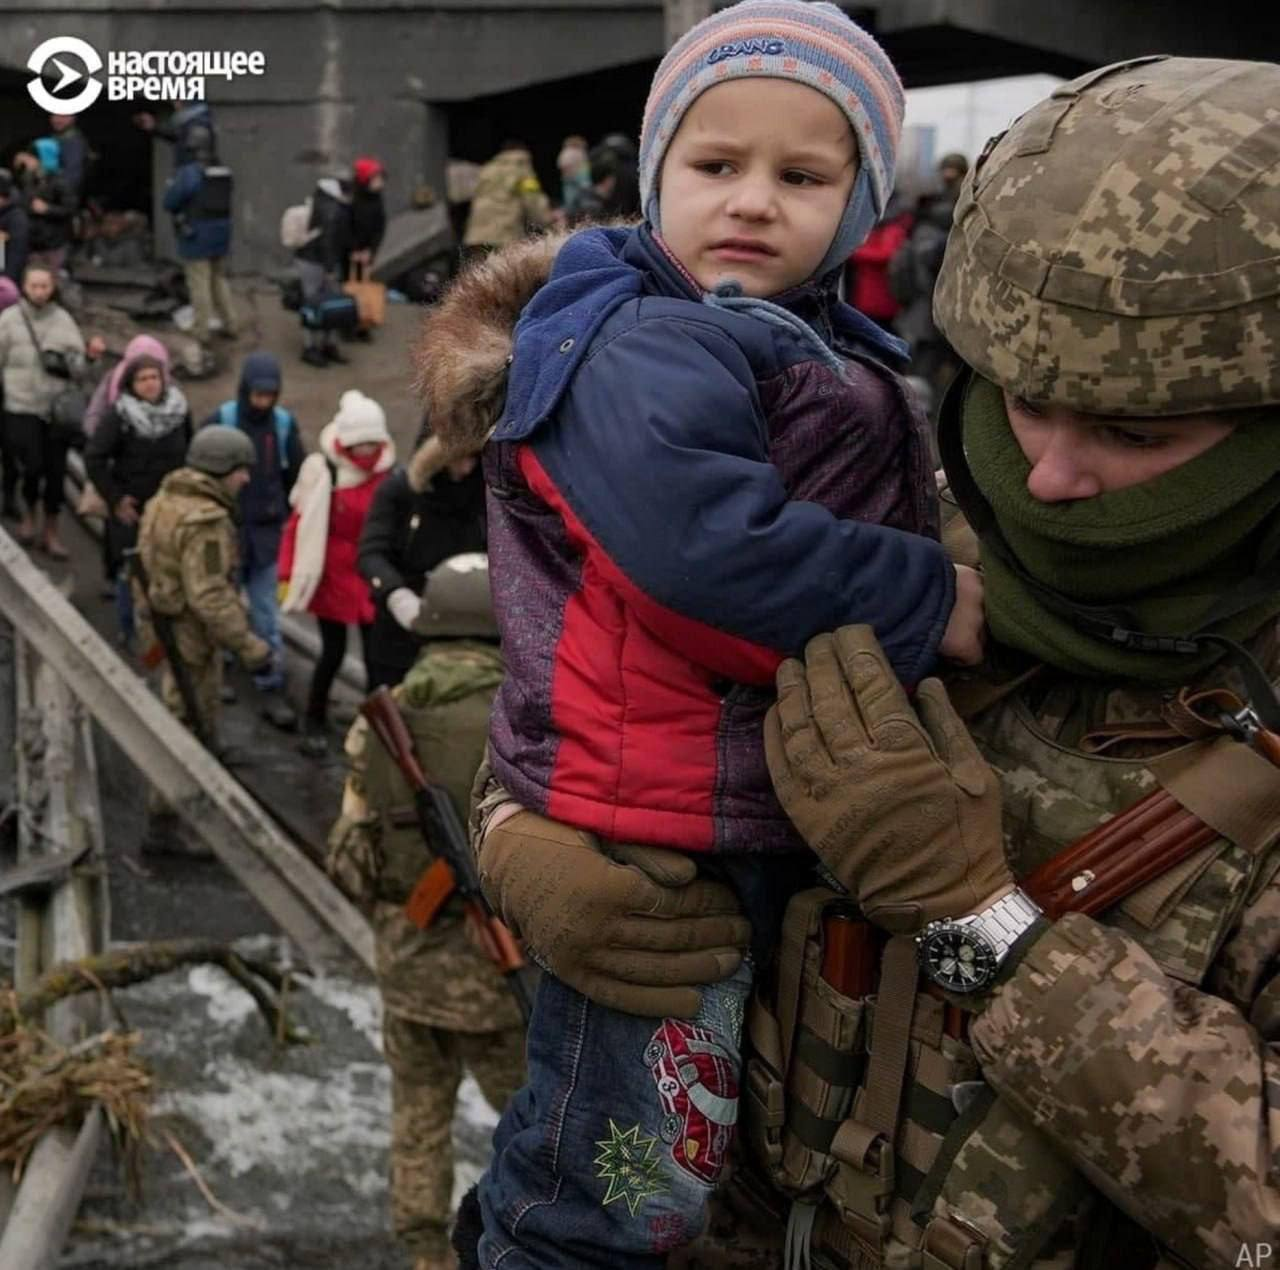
0;507;501;1269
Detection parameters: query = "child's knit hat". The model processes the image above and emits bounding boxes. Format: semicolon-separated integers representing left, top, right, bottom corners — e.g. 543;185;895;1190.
639;0;904;278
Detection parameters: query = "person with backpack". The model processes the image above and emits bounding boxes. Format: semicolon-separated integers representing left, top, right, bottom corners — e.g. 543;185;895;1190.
13;141;74;277
278;389;394;755
203;351;304;730
290;172;355;368
162;125;238;372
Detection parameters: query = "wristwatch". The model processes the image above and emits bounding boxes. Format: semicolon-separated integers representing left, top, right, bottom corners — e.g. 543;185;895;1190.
917;889;1043;994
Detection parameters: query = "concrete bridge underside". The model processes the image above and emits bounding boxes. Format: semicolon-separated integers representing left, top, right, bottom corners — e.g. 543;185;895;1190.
0;1;1275;271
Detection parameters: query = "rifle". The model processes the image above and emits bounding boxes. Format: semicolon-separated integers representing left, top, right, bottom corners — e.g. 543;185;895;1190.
125;547;213;751
361;685;536;1022
1024;699;1280;921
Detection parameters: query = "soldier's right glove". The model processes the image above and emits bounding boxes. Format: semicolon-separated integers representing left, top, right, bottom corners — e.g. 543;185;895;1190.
765;624;1011;934
241;634;273;673
478;809;751;1018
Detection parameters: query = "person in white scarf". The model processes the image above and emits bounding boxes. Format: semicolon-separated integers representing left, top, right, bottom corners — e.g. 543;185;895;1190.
84;352;192;647
278;388;395;756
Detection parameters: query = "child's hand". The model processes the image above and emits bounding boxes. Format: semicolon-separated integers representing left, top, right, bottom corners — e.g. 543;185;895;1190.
938;564;986;666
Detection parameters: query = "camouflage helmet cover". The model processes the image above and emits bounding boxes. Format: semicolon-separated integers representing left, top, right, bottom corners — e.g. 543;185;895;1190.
933;56;1280;416
187;425;256;476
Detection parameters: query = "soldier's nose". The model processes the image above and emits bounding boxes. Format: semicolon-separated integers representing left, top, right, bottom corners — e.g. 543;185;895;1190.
1024;439;1102;504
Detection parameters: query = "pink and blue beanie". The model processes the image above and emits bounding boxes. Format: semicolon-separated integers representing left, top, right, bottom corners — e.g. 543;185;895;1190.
639;0;904;278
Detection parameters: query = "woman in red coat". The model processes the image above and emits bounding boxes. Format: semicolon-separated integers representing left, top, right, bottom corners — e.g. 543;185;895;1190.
279;388;395;756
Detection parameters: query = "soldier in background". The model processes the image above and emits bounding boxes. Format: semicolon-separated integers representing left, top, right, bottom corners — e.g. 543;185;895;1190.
461;140;550;261
327;553;525;1270
135;425;271;752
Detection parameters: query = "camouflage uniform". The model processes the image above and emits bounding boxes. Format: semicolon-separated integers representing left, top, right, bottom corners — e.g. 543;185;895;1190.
462;147;551;250
328;640;525;1265
134;465;269;738
699;57;1280;1270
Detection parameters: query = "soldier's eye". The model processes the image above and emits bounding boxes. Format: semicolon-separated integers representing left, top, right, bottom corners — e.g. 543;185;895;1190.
1009;395;1046;419
1101;425;1169;449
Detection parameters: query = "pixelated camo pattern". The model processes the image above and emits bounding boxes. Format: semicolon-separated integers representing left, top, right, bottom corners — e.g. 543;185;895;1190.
933;56;1280;415
958;634;1280;1266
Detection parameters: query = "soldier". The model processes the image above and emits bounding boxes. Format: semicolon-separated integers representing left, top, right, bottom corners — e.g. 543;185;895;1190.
462;140;550;261
135;424;271;751
327;553;526;1270
463;56;1280;1268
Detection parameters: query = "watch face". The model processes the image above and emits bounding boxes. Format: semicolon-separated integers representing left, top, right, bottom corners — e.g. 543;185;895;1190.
919;926;998;994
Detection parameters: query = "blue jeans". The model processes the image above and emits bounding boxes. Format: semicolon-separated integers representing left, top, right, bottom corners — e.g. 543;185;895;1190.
243;559;284;690
477;961;753;1268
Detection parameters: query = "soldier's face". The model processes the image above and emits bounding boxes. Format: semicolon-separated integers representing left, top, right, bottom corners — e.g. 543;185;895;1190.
223;467;252;495
657;79;858;298
1004;390;1238;502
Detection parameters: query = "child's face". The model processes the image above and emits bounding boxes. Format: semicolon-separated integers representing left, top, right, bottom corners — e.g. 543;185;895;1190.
657;78;858;298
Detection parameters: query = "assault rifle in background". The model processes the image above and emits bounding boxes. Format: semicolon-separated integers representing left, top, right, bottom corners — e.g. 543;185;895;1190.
361;685;536;1022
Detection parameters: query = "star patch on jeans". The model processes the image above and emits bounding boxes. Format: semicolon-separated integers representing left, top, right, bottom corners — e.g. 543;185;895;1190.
594;1119;669;1216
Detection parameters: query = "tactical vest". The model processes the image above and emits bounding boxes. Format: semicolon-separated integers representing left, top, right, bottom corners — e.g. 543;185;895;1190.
741;680;1280;1270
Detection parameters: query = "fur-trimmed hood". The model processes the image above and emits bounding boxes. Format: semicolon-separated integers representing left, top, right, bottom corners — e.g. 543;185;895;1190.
410;230;572;491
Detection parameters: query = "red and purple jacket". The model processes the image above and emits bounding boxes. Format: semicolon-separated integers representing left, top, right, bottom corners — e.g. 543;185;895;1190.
486;226;951;853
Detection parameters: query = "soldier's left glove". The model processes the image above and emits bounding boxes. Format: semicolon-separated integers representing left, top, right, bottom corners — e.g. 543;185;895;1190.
764;624;1011;934
240;634;272;673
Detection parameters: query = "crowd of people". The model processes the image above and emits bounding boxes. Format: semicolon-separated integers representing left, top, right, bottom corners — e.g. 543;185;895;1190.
3;7;1279;1269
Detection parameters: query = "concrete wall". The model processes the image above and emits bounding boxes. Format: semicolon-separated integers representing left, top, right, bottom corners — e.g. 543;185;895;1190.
0;1;663;273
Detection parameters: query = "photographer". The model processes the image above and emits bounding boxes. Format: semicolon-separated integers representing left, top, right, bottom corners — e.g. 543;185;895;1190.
0;264;101;557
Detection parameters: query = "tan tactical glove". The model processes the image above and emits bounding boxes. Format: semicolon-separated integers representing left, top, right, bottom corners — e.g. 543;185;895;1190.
240;633;272;673
764;625;1011;934
479;809;751;1018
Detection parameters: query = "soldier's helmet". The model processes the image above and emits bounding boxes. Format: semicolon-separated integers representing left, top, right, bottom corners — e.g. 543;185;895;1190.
187;425;256;476
933;56;1280;416
412;553;498;640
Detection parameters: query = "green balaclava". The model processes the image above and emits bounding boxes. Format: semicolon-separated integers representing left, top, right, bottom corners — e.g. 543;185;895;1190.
947;375;1280;683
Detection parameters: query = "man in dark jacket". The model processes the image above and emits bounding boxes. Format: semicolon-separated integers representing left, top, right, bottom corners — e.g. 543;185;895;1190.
357;426;485;689
163;127;238;367
0;170;30;284
48;115;90;204
295;173;353;367
13;143;74;274
134;101;218;170
203;351;303;728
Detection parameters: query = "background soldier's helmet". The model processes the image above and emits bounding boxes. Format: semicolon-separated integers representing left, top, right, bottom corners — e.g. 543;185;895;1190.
933;56;1280;416
187;425;257;476
413;553;498;640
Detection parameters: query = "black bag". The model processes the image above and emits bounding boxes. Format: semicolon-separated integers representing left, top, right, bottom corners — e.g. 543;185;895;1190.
279;275;304;312
300;293;359;332
17;302;87;445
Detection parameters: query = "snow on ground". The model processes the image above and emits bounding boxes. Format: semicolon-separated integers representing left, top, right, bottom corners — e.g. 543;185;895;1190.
61;936;502;1269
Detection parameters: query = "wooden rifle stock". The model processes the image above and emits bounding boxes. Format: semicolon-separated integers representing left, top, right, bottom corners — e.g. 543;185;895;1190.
1024;716;1280;920
360;686;535;1021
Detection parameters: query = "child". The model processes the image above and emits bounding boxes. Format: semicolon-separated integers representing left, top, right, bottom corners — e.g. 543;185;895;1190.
278;388;394;756
455;2;983;1263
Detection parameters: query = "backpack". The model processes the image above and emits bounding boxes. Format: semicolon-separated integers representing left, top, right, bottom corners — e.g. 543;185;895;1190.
217;400;296;468
280;197;319;251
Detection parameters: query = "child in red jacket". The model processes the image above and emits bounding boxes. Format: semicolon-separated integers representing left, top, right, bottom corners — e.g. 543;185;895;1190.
279;388;394;756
